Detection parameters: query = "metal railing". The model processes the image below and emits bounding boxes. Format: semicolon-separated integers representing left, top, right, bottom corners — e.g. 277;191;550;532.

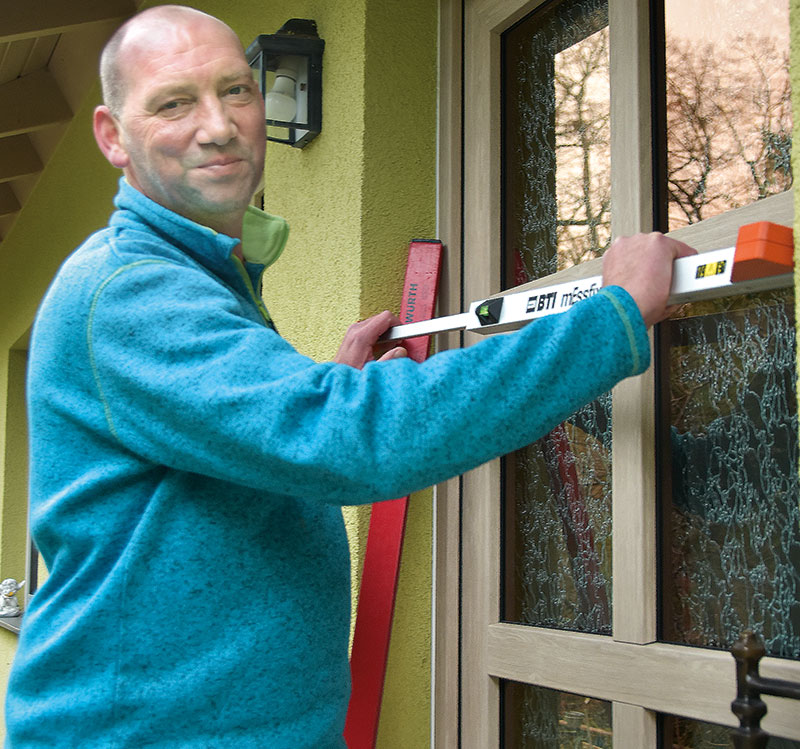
730;631;800;748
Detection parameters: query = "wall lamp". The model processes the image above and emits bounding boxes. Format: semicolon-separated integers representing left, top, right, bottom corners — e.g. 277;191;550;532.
246;19;325;149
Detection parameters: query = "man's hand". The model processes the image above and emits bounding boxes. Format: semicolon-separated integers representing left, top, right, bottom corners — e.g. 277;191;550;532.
334;311;408;370
602;232;697;328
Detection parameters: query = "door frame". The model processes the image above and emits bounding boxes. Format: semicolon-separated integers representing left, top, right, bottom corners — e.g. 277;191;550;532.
433;0;800;745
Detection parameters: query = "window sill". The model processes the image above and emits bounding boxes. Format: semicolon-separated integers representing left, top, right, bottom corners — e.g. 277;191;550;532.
0;615;22;635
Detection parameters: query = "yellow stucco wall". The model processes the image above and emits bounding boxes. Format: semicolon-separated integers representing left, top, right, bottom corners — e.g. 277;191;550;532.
0;1;437;745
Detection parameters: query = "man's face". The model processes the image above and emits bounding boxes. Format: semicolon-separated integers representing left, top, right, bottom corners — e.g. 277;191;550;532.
110;17;266;235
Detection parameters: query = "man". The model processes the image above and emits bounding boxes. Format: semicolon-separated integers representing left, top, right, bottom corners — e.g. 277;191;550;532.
5;5;694;747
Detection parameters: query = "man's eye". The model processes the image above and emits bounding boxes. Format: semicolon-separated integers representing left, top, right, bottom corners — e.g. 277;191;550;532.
160;101;181;111
227;84;252;97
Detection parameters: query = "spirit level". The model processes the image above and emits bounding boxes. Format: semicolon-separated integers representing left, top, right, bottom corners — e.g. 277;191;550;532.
382;221;794;342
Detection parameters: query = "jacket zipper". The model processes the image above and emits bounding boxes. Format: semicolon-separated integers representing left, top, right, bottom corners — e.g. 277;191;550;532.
231;256;275;330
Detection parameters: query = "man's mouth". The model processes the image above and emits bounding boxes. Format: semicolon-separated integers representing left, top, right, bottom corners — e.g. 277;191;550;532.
196;156;246;172
203;157;241;166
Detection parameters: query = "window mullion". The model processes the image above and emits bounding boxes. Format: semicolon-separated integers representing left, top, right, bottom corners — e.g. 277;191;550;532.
608;0;655;238
611;366;659;644
608;0;659;646
613;700;658;746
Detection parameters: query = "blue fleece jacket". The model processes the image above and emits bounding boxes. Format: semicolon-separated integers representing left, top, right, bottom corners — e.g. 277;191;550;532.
6;179;649;747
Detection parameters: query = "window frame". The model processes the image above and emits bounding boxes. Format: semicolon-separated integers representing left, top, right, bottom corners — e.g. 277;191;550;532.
1;332;33;635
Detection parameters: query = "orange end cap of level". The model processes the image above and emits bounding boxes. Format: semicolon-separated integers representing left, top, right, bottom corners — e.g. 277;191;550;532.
731;221;794;282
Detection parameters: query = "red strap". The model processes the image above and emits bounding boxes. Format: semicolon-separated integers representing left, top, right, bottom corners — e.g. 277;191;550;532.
344;240;443;748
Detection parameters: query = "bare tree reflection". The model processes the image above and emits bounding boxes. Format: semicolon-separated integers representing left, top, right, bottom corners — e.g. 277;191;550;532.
666;34;792;227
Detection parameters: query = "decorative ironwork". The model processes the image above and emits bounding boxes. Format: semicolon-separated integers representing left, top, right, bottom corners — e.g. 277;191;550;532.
730;630;800;747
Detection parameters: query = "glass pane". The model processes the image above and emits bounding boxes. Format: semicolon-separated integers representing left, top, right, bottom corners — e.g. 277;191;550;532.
663;713;800;748
664;0;792;229
503;681;612;748
504;398;613;632
659;290;800;659
504;0;610;285
502;0;612;633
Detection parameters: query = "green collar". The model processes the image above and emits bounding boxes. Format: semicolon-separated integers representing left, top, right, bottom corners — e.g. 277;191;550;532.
241;205;290;268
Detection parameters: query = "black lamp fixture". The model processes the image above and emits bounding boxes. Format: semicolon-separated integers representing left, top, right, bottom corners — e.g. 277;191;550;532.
246;19;324;149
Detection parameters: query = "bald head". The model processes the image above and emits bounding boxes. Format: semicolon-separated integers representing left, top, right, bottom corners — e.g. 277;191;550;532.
100;5;244;118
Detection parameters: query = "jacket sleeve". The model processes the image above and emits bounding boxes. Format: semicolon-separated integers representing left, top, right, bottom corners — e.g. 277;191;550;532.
87;259;649;504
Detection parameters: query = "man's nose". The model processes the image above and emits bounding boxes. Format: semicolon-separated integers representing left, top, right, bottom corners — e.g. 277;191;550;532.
196;99;237;145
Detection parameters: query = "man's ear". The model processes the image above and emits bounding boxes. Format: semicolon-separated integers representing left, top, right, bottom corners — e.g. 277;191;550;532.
93;106;130;169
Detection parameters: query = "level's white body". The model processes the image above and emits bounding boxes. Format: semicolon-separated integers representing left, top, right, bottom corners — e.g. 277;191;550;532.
382;245;793;341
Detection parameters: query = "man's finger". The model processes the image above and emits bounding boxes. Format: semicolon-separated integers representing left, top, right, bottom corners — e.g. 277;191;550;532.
376;346;407;362
334;311;403;369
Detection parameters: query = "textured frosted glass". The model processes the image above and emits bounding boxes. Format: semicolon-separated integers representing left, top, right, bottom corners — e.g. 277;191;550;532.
665;0;792;229
504;682;613;748
662;292;800;659
505;399;613;632
502;0;613;635
504;0;610;286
